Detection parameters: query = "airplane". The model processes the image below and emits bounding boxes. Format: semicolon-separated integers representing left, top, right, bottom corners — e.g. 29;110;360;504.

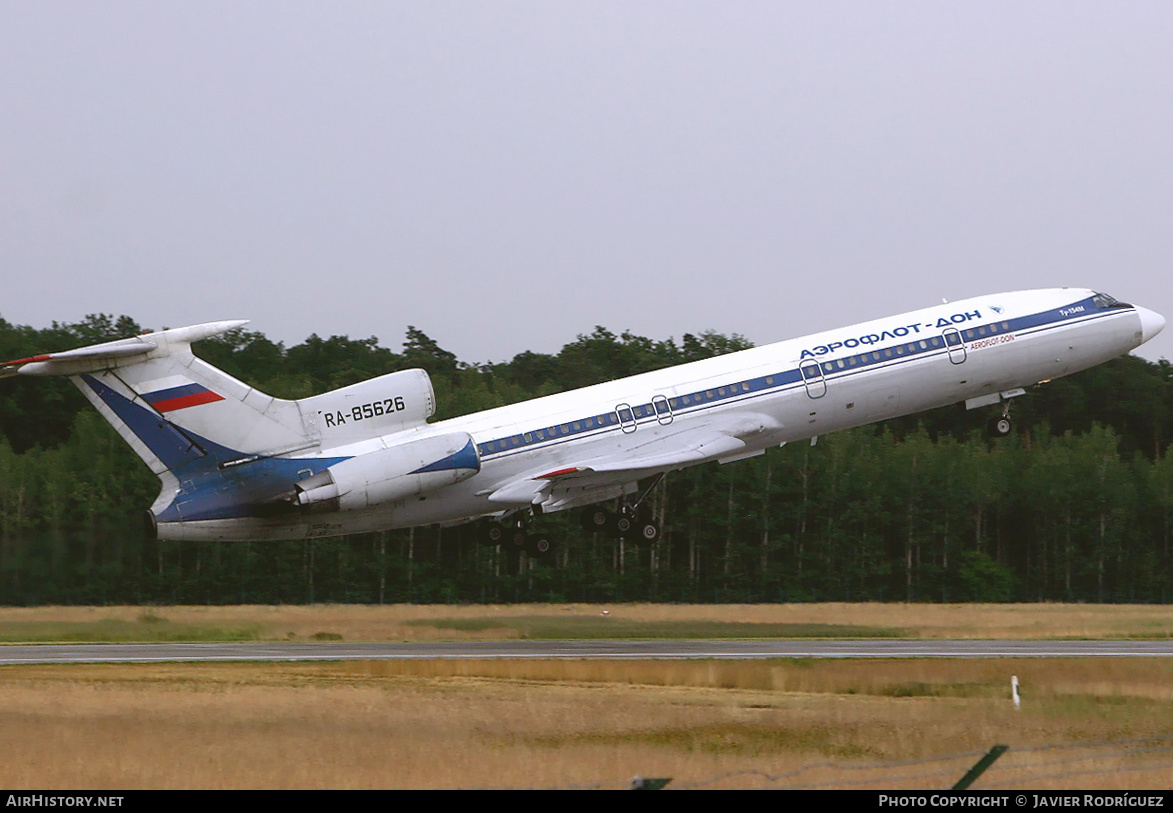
1;288;1164;555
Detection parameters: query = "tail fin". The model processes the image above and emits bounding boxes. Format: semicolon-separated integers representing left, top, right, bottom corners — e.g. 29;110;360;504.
3;322;446;538
1;321;311;476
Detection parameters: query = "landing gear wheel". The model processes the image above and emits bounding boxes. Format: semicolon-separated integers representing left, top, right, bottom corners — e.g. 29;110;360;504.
988;416;1012;437
635;519;661;546
580;506;610;532
609;512;634;539
526;534;554;559
479;521;507;546
508;525;529;550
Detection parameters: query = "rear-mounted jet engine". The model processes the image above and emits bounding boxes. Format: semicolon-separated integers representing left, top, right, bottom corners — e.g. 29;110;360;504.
294;432;480;511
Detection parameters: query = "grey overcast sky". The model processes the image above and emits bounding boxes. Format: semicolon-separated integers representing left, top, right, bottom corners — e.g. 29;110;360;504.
2;2;1171;364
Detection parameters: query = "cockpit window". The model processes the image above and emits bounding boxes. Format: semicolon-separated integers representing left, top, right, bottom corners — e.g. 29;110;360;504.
1093;293;1132;309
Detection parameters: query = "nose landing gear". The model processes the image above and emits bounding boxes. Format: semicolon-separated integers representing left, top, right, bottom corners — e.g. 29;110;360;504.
987;402;1013;438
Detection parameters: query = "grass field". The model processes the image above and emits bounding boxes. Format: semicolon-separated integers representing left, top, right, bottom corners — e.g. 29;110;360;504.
1;603;1171;789
2;602;1173;642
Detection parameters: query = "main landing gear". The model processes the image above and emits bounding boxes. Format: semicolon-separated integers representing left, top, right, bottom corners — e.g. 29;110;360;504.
579;501;661;545
477;475;665;559
478;513;554;559
579;473;664;545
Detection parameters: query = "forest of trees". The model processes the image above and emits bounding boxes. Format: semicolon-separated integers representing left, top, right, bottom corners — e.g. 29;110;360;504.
1;313;1172;605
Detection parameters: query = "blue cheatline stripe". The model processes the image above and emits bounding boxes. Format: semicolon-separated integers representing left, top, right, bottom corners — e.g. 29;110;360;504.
474;296;1133;462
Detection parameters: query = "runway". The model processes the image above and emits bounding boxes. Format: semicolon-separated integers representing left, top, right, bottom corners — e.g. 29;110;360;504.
2;639;1172;664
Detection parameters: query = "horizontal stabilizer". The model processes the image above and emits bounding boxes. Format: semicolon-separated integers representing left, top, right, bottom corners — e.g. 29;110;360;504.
2;342;156;367
1;320;248;377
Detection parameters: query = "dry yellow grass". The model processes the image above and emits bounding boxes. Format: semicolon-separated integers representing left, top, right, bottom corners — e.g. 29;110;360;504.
1;604;1170;788
1;602;1172;641
1;656;1170;789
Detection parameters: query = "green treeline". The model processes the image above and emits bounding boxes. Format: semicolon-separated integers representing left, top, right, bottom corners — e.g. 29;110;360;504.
1;313;1172;605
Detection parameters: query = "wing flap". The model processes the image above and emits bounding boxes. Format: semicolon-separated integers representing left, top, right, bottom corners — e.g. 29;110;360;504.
485;420;769;507
580;432;746;474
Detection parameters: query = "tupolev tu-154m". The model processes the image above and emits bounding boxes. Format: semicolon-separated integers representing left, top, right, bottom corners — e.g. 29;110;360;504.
1;288;1164;555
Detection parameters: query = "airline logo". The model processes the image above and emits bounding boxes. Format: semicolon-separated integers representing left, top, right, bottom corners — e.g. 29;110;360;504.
141;376;225;413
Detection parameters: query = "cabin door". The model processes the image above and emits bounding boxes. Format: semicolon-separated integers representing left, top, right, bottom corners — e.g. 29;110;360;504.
652;394;673;425
942;327;967;364
615;403;638;433
799;358;827;398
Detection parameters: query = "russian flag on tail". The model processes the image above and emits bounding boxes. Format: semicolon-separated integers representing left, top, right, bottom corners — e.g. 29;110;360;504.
143;383;225;413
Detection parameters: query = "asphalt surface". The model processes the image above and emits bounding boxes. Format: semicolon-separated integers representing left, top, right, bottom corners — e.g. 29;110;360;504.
2;639;1172;664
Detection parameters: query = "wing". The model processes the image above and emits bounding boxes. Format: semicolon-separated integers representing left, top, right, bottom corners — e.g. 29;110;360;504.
484;413;778;509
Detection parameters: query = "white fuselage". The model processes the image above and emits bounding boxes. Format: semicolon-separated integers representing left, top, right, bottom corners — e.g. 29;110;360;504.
168;288;1161;540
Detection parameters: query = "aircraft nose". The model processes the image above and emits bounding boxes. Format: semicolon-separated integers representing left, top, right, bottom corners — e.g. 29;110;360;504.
1137;306;1166;344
